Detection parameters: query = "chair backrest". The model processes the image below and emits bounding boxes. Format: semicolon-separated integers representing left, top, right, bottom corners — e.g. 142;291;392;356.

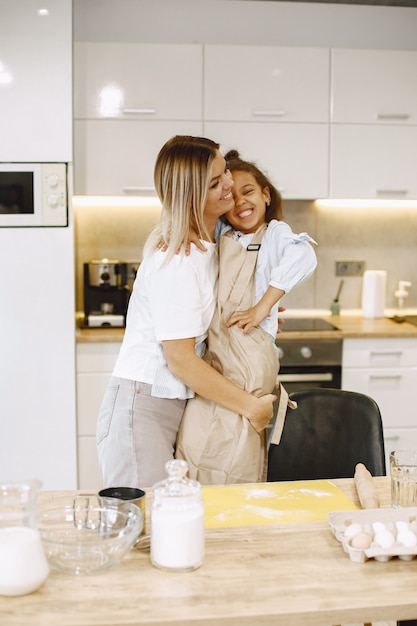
267;388;386;482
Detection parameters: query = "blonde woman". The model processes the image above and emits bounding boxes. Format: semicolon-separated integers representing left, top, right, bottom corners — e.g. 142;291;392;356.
96;136;277;487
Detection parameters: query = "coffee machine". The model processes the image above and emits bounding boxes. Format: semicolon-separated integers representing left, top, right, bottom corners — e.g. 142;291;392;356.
83;259;133;327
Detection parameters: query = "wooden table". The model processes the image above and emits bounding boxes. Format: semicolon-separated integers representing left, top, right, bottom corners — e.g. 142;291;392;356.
2;477;417;626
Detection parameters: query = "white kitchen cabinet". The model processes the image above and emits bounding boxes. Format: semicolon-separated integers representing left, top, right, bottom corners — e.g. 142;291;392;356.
330;48;417;199
74;43;202;120
384;428;417;471
0;0;72;161
331;49;417;125
76;342;121;490
73;42;203;195
205;121;328;199
204;45;330;123
330;125;417;199
342;338;417;471
74;120;203;195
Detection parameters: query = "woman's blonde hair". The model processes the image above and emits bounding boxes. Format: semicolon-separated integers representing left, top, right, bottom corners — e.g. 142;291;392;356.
145;135;220;259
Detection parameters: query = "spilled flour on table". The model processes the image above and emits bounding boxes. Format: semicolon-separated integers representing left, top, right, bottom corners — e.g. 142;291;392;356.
202;480;358;528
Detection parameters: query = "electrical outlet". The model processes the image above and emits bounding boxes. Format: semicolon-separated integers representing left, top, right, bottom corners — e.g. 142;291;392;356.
336;260;366;277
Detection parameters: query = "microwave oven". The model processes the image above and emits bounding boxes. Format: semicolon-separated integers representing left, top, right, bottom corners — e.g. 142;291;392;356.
0;163;68;227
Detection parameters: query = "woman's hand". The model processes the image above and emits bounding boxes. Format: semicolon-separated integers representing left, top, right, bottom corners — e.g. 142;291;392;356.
157;231;208;255
277;306;286;334
246;393;277;433
162;338;276;428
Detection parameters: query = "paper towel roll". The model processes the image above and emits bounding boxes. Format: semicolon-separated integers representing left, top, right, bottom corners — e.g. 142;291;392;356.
362;270;387;319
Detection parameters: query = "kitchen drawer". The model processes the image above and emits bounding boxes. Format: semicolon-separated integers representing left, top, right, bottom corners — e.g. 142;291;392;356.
343;338;417;369
342;368;417;428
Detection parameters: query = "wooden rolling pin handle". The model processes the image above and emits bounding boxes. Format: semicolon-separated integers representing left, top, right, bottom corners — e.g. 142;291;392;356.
354;463;380;509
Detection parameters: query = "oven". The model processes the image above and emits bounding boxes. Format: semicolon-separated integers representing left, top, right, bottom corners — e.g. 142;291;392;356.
268;317;342;438
277;318;342;393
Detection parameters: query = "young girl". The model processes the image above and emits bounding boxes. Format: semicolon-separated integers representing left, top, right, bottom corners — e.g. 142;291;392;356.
96;137;277;488
175;150;317;484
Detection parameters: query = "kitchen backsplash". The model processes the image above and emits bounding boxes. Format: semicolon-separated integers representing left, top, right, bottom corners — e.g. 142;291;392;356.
74;200;417;314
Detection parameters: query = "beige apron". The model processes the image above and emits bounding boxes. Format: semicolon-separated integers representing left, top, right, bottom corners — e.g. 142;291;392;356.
175;224;289;485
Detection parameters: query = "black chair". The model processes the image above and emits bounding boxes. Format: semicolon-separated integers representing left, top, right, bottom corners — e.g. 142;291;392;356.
267;388;386;482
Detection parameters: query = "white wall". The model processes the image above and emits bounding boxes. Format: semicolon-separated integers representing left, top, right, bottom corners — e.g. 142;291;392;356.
74;0;417;49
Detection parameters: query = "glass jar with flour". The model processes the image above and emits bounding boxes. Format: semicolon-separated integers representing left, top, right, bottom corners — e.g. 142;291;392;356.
150;460;205;572
0;480;49;596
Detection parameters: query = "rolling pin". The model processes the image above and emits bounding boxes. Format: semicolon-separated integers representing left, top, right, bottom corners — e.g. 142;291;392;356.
354;463;380;509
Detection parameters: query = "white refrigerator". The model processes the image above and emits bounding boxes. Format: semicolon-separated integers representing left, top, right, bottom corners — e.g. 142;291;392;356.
0;221;77;489
0;0;77;489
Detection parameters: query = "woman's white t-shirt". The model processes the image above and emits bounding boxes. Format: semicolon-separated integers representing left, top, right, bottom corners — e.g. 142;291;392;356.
113;242;218;399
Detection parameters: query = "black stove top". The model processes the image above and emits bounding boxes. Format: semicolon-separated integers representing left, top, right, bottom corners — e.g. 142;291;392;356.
282;318;339;332
389;314;417;327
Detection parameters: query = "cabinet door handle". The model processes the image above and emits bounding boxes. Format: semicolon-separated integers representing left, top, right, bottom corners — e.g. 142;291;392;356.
376;190;408;196
122;186;155;193
278;373;333;383
377;113;410;120
369;350;403;356
370;351;403;357
369;374;402;381
385;434;400;441
122;108;157;115
252;109;287;117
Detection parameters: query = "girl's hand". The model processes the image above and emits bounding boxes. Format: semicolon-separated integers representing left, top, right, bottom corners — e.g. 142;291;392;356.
226;302;271;334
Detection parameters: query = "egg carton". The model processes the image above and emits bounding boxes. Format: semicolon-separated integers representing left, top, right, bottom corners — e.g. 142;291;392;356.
328;507;417;563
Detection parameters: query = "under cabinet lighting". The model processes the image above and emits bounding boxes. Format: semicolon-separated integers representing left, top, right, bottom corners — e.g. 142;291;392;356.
315;199;417;209
73;196;161;208
37;8;50;16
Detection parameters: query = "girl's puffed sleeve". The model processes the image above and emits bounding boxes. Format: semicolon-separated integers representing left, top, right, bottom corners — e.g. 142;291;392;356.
266;221;318;294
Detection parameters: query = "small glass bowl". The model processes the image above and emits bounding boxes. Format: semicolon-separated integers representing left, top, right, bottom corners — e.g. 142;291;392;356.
37;500;143;575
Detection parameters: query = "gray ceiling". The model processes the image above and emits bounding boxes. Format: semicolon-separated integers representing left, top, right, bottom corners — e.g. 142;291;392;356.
253;0;417;5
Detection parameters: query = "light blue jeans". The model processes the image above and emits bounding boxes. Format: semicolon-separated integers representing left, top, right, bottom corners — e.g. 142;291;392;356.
97;376;187;488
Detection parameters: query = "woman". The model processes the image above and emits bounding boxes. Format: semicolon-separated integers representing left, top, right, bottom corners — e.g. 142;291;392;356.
175;150;317;484
96;136;277;487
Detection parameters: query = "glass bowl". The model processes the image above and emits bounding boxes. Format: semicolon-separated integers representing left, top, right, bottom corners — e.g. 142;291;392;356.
37;500;143;575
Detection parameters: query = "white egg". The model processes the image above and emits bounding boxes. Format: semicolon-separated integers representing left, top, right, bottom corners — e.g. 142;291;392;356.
372;521;386;534
344;523;363;539
397;530;417;548
374;530;396;549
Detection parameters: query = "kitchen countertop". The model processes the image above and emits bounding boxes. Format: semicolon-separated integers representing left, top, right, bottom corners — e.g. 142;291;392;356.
75;312;417;343
4;477;417;626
